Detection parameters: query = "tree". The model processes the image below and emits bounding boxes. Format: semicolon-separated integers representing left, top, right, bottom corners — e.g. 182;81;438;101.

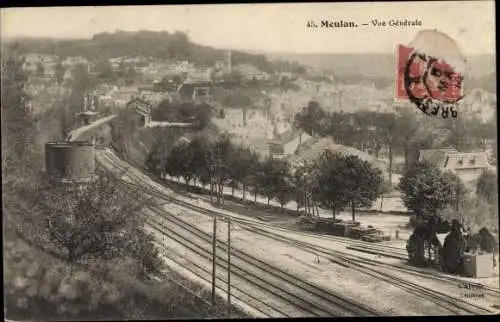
316;152;384;221
441;116;478;152
165;138;194;187
398;162;463;218
377;113;397;183
1;46;37;183
476;170;498;204
255;157;292;207
293;101;327;137
315;154;350;219
393;106;420;171
227;146;250;197
33;172;161;275
301;161;321;216
210;134;234;203
290;163;309;213
196;103;214;130
188;134;214;188
324;112;356;146
240;150;261;202
68;63;93;125
145;139;166;177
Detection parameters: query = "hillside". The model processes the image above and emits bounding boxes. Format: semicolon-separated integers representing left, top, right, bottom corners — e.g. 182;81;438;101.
266;52;496;92
7;31;291;73
266;52;496;78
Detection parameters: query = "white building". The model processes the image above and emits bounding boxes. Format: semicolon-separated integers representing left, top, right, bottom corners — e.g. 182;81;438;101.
419;148;491;186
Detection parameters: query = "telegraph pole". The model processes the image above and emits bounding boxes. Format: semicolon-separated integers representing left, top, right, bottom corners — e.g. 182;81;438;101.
214;143;224;206
212;214;217;305
456;181;462;225
227;217;231;317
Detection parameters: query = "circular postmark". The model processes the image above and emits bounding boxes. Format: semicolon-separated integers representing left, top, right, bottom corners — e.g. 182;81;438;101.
400;30;465;118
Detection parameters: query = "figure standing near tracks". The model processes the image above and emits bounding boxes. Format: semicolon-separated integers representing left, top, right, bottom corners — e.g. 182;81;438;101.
442;219;466;274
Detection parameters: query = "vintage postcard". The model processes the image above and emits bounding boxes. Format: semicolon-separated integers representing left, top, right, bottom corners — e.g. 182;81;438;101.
1;1;497;320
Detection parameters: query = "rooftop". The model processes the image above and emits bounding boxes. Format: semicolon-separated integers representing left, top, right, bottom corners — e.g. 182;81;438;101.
269;131;310;145
442;152;491;170
419;148;458;162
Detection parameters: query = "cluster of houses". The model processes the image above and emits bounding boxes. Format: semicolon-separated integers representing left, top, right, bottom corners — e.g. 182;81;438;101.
266;130;388;170
22;53;93;81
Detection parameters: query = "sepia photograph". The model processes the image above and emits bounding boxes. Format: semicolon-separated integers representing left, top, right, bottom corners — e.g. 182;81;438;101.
1;1;498;320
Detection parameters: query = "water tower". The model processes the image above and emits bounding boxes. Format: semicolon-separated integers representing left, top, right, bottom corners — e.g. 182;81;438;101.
45;141;96;184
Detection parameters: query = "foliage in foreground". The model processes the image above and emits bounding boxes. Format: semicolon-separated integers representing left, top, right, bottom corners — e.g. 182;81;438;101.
4;233;247;320
18;171;160;275
4;169;249;320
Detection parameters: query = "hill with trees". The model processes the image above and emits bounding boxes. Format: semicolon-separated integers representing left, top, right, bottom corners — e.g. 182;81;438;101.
7;30;302;73
267;52;496;92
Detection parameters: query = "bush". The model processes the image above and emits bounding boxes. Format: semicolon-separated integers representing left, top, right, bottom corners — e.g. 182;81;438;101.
478;227;498;253
4;229;248;320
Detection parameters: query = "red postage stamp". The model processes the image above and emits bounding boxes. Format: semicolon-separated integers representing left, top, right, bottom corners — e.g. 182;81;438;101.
395;30;465;118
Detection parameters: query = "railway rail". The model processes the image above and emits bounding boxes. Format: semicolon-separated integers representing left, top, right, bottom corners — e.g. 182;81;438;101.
145;204;378;317
111;151;500;296
97;149;499;315
99;152;379;317
98;150;500;295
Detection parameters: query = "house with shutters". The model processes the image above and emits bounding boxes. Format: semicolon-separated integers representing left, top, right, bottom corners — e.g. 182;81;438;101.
419;148;491;185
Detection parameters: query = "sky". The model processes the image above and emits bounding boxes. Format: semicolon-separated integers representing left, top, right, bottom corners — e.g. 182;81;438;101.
1;2;495;55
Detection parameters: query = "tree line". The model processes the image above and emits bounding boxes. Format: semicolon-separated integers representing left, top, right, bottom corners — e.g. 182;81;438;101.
293;101;497;179
145;133;386;221
145;128;498;234
8;30;307;75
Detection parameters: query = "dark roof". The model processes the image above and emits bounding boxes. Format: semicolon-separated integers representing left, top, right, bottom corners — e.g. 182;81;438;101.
126;97;152;107
419;148;458;162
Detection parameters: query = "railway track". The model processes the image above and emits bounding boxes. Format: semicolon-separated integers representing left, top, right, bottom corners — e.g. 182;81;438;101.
147;219;293;318
99;150;408;259
98;150;500;293
97;150;499;315
99;152;379;317
116;151;500;295
145;204;378;317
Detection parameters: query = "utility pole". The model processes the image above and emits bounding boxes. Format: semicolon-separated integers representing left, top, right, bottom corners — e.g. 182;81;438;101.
212;214;217;305
456;180;461;225
227;217;231;318
215;145;221;206
214;143;225;206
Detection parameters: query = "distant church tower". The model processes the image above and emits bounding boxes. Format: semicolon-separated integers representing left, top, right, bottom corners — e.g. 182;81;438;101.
224;51;232;73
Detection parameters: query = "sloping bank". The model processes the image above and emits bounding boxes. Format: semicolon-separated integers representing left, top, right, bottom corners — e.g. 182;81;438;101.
3;225;249;320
